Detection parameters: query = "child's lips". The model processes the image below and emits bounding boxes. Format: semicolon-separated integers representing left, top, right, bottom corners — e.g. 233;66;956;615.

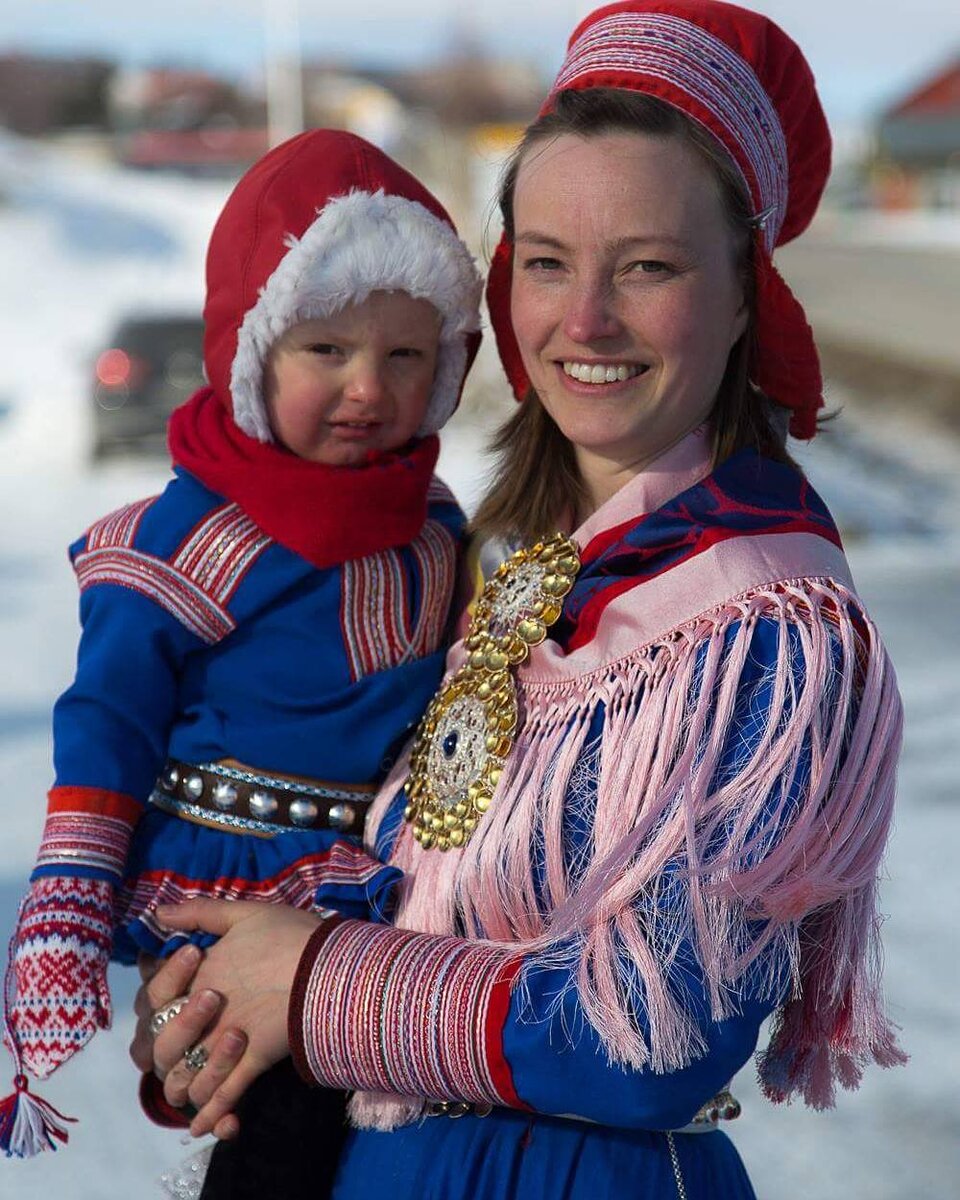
329;420;382;441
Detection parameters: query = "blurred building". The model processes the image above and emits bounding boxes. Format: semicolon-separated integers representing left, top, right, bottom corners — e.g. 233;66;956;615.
0;45;542;210
301;67;409;155
872;56;960;209
0;54;113;135
299;54;542;234
108;67;269;174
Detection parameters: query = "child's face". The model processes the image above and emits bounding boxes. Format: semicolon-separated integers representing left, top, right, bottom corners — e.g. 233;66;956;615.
263;290;442;465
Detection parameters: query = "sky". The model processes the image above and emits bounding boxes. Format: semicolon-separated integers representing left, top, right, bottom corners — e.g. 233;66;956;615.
1;1;958;124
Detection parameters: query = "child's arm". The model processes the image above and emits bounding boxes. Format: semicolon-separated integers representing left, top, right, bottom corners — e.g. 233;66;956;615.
9;505;209;1079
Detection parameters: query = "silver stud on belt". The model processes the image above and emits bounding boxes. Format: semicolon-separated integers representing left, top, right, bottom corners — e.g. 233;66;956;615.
152;759;373;835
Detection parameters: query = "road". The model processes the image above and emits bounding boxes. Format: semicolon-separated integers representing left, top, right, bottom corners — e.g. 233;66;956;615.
778;233;960;375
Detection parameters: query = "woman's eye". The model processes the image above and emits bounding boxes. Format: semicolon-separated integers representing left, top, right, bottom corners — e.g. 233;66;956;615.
522;256;563;272
628;260;673;276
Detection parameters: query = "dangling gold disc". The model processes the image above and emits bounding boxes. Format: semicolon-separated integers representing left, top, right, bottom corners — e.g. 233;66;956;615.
404;533;580;851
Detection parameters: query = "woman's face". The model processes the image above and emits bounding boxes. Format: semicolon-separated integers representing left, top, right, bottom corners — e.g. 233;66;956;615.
510;131;748;495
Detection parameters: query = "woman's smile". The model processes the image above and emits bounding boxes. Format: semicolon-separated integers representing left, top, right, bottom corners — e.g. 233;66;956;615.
560;360;650;385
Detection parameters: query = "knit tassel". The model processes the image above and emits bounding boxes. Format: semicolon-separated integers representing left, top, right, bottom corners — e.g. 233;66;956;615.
0;1074;76;1158
1;899;78;1157
355;578;903;1129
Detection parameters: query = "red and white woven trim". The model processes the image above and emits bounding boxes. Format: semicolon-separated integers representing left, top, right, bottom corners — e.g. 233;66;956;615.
85;497;156;550
407;520;457;658
32;790;140;880
33;812;132;878
171;503;271;603
117;840;391;933
553;11;788;250
340;550;411;681
427;477;458;507
291;920;527;1109
319;839;400;887
74;547;235;643
116;855;339;944
340;520;457;682
75;501;270;644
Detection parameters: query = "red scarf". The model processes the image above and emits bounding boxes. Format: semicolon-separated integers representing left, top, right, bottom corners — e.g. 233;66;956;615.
168;388;439;569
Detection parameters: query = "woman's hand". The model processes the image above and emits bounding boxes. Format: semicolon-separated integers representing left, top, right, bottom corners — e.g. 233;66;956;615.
131;943;248;1139
131;900;325;1138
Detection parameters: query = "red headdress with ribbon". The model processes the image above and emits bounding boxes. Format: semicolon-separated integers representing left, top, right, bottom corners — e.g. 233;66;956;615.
485;0;831;439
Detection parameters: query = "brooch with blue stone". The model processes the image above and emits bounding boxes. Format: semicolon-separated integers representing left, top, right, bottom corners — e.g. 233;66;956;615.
404;534;580;851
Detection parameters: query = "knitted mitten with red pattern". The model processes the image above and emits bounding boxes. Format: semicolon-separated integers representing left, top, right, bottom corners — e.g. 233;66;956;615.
8;877;116;1079
5;788;140;1080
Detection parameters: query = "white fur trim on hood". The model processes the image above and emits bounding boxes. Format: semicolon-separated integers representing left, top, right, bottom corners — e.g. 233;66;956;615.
230;189;483;442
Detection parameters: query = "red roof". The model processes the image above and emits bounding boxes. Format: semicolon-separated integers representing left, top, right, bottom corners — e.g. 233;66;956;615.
119;128;270;169
888;58;960;117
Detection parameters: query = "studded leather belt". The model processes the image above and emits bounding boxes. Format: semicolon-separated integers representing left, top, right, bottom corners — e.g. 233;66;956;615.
150;759;375;837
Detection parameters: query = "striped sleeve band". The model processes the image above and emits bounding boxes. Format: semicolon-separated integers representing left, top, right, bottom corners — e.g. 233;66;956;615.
30;786;141;882
289;918;527;1111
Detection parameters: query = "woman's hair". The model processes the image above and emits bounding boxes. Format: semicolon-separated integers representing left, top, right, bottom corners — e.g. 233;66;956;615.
473;87;798;545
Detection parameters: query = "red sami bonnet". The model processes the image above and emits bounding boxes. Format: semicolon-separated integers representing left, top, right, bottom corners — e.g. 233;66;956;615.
168;130;482;569
486;0;832;439
204;128;482;441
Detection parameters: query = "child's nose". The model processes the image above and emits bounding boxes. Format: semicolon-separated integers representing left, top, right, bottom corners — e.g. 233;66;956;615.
344;361;386;405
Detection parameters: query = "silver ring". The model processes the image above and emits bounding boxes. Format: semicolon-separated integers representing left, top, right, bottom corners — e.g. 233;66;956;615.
183;1042;209;1073
148;994;191;1037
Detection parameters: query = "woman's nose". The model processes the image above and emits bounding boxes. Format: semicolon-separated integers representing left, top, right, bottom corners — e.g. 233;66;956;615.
562;280;623;344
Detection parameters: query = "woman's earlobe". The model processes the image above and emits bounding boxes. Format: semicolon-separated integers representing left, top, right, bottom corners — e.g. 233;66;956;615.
731;303;749;347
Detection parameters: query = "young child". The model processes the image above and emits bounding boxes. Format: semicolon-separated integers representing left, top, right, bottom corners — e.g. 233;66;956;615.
3;128;482;1176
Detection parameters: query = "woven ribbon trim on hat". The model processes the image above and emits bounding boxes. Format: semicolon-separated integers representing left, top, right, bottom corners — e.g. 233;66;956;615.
552;10;788;251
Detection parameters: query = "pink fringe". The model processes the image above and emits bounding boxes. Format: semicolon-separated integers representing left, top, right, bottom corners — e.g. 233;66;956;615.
352;578;904;1129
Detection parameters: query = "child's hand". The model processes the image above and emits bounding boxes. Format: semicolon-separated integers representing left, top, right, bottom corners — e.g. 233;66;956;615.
8;876;114;1078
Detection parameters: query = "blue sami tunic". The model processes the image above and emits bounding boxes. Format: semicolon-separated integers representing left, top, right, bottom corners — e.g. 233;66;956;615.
40;467;464;961
303;444;874;1200
329;622;796;1200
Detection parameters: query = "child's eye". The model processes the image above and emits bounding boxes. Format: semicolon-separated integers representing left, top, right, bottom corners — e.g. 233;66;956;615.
307;343;340;355
390;347;423;359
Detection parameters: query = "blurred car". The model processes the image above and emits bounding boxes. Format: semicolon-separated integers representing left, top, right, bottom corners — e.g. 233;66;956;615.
91;314;206;459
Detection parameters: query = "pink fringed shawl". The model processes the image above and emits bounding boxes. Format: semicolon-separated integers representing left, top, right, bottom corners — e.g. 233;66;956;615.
356;432;905;1128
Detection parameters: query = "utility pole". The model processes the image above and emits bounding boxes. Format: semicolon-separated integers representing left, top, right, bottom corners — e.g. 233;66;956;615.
264;0;304;146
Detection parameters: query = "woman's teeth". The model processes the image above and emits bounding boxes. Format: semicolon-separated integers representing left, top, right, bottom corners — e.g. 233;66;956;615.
562;362;645;384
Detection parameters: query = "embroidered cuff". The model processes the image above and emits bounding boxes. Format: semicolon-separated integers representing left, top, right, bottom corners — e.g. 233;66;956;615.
30;787;141;882
289;919;527;1109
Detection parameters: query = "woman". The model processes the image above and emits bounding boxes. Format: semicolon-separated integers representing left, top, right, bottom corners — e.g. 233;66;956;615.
133;4;905;1197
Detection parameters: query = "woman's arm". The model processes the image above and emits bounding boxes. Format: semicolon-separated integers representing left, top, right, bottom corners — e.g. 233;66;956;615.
135;894;772;1139
288;915;774;1131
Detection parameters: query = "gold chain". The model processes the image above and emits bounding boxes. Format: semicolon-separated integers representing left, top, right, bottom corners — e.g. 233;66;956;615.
403;534;580;851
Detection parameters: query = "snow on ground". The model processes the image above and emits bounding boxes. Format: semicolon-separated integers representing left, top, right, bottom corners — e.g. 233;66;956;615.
1;138;958;1199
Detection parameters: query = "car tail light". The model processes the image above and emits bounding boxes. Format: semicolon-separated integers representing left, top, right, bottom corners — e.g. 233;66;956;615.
95;349;133;387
